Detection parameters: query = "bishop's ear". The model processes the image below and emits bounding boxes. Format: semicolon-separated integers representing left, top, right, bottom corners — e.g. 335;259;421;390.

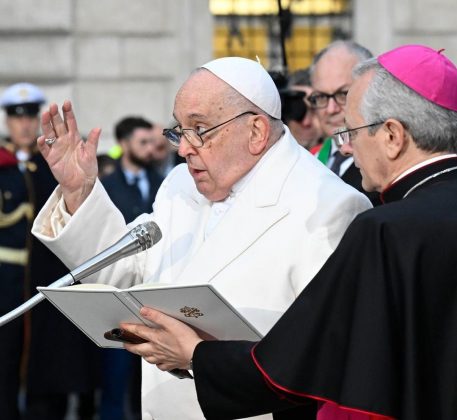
248;114;270;155
383;118;409;159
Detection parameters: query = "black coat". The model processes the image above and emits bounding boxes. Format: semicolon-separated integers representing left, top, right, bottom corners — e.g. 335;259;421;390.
100;162;163;223
192;156;457;420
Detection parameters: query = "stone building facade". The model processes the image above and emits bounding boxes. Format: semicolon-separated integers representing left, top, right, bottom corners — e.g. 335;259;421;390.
0;0;212;151
354;0;457;62
1;0;457;150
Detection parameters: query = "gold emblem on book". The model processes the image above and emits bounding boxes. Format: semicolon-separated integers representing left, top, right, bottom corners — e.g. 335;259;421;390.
180;306;204;318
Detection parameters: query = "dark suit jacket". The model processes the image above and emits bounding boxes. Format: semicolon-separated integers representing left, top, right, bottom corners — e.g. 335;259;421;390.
100;162;163;223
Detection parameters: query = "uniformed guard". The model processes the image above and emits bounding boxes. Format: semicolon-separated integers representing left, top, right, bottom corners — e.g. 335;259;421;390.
0;83;99;420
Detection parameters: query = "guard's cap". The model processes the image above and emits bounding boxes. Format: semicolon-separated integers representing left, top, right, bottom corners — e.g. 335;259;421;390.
0;83;46;116
201;57;281;119
378;45;457;112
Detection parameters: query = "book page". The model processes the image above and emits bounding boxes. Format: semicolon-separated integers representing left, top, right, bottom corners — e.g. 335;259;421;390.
127;282;172;291
44;283;120;292
38;283;262;348
129;284;262;341
38;286;145;348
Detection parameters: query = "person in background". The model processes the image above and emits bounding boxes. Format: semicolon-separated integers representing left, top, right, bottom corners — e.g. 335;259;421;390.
0;83;98;420
287;68;324;150
308;40;381;205
100;116;163;222
96;153;116;178
98;116;163;420
270;70;319;151
149;123;185;177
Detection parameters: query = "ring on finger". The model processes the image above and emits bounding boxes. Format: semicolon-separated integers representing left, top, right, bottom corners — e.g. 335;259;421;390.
45;137;57;146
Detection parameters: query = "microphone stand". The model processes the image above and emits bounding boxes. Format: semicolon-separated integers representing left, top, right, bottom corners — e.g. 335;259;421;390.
0;222;160;327
0;274;75;327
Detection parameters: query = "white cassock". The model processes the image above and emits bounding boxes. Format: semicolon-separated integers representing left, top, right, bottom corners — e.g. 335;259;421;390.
32;127;371;419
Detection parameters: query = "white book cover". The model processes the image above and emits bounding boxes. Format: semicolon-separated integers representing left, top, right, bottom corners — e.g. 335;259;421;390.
37;283;263;348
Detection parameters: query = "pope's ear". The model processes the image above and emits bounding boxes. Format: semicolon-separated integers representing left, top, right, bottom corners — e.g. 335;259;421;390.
383;119;408;159
248;114;270;155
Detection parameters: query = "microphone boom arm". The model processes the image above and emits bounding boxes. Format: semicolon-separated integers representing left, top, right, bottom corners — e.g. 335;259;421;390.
0;222;161;327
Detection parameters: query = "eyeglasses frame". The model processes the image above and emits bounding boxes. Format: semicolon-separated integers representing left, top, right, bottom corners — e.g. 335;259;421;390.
308;90;349;109
163;111;258;148
332;122;384;149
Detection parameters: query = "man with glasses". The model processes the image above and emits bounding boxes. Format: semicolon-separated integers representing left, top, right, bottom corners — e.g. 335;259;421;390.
128;44;457;420
31;57;371;419
278;68;325;151
308;40;381;205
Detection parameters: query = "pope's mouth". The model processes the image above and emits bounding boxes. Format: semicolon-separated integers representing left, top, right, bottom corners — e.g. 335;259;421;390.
189;167;206;177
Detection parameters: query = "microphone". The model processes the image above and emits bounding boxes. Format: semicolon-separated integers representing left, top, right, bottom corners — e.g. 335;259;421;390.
0;221;162;327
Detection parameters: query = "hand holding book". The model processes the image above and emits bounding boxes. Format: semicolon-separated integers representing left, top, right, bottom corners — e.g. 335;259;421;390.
104;326;195;379
119;306;203;375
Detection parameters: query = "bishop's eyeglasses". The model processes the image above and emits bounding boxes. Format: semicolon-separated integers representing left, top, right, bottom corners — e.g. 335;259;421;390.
332;122;384;148
163;111;257;148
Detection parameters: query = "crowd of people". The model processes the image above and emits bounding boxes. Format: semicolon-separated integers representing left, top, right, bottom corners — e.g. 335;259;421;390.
1;39;457;420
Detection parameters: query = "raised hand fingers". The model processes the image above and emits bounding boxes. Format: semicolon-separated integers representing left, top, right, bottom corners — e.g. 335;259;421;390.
41;108;57;141
49;102;68;137
62;100;79;135
85;127;102;152
36;134;50;158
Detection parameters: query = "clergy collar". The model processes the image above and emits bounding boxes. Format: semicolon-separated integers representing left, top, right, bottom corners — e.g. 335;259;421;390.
380;155;457;203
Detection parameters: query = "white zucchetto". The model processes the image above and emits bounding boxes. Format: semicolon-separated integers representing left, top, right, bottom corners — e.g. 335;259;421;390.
201;57;281;119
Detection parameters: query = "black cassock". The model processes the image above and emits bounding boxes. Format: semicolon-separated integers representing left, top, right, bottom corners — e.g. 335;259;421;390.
192;156;457;420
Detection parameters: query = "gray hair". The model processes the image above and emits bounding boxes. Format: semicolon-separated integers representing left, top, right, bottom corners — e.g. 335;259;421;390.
310;40;373;78
353;58;457;153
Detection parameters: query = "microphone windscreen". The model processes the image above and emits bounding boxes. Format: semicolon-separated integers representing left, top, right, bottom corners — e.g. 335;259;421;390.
143;221;162;245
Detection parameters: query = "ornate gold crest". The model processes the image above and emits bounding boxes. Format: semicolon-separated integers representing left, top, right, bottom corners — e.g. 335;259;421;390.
180;306;204;318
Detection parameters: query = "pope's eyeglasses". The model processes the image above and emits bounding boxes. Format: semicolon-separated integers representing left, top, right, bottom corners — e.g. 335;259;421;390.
163;111;257;148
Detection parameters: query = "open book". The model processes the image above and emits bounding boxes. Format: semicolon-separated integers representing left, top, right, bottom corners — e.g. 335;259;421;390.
37;282;263;348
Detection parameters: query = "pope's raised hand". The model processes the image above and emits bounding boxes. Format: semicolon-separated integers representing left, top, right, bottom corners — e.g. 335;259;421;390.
37;100;101;214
